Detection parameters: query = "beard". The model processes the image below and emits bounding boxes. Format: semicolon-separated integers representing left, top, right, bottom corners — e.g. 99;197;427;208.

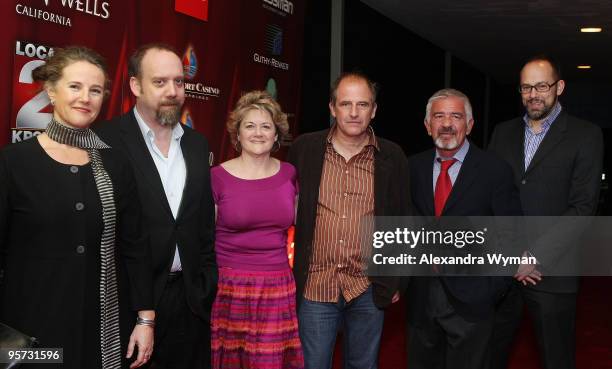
433;126;460;151
156;103;181;126
525;95;557;121
434;136;459;151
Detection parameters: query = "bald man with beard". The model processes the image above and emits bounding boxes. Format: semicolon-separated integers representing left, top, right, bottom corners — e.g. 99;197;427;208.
488;55;603;369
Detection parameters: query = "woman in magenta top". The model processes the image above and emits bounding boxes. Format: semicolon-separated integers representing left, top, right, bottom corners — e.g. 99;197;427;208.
210;90;304;368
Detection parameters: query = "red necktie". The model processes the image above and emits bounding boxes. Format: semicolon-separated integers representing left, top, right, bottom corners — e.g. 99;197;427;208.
434;159;456;217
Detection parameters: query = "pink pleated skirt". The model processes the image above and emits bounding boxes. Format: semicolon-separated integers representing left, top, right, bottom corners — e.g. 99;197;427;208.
211;267;304;369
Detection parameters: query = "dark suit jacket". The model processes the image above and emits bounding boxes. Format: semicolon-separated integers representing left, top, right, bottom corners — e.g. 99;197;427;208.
407;143;522;323
95;111;217;320
488;111;603;293
287;128;411;309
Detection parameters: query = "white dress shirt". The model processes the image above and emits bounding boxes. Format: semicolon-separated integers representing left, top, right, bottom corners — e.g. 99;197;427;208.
134;107;186;272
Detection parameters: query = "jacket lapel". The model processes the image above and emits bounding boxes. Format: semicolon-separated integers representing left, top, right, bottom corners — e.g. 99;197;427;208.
306;131;327;201
509;119;526;177
120;111;173;217
374;148;393;215
443;144;479;214
525;112;567;175
176;130;197;220
420;149;436;216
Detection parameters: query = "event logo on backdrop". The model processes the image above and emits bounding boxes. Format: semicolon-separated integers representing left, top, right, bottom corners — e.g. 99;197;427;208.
265;78;278;99
11;41;55;143
253;24;290;71
265;24;283;56
182;45;221;101
3;0;305;164
178;107;214;166
265;77;294;146
15;0;111;27
183;46;198;79
180;109;194;129
262;0;293;16
175;0;209;21
264;77;292;145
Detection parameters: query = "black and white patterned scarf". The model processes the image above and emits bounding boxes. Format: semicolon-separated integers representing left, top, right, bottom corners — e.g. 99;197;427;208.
45;118;121;369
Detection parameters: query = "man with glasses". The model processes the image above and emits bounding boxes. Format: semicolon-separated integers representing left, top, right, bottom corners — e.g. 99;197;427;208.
488;56;603;369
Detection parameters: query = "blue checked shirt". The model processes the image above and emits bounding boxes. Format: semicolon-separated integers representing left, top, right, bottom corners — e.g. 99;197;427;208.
523;102;562;171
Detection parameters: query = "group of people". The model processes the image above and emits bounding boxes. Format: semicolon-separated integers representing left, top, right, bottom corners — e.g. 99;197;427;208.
405;56;602;369
0;41;602;369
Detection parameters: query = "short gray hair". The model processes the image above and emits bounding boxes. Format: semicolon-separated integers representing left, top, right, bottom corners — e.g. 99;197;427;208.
424;88;473;123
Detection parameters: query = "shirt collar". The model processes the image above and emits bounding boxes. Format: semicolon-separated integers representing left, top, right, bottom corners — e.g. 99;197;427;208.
435;139;470;164
133;106;184;141
326;124;380;151
522;102;562;133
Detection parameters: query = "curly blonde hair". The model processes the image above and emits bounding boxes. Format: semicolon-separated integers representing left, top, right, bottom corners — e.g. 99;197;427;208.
227;90;289;150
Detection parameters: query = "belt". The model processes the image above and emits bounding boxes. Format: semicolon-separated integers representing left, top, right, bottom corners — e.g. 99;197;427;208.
167;270;183;282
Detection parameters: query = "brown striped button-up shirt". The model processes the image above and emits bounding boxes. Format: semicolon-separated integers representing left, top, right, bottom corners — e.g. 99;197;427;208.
303;126;378;303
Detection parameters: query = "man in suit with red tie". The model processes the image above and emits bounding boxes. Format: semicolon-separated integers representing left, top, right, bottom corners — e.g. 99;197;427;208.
406;88;522;369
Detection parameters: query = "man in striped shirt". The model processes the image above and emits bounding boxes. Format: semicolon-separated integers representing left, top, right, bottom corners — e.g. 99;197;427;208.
288;71;411;369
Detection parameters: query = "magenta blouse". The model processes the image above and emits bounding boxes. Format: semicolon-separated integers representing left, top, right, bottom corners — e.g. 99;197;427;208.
211;161;298;271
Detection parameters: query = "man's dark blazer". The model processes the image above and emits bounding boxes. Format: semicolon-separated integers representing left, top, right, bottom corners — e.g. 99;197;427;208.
488;111;603;293
407;143;522;324
95;111;217;320
287;128;411;309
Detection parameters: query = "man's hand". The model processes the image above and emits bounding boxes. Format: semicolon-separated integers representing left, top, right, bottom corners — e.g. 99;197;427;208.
126;324;154;368
514;251;542;286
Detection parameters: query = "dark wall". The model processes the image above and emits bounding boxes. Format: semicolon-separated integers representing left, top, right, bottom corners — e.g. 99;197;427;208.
299;1;609;213
300;1;504;156
488;82;523;127
563;77;612;129
299;1;608;173
450;57;487;147
563;77;612;214
343;1;444;155
298;0;331;134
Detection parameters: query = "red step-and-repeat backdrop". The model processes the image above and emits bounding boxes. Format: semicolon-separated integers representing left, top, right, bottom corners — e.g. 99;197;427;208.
1;0;305;163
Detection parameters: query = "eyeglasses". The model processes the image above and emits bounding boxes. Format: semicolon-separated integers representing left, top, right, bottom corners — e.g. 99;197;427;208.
518;80;560;94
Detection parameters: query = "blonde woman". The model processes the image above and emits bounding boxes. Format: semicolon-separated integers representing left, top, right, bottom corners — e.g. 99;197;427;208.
210;91;303;368
0;47;153;368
